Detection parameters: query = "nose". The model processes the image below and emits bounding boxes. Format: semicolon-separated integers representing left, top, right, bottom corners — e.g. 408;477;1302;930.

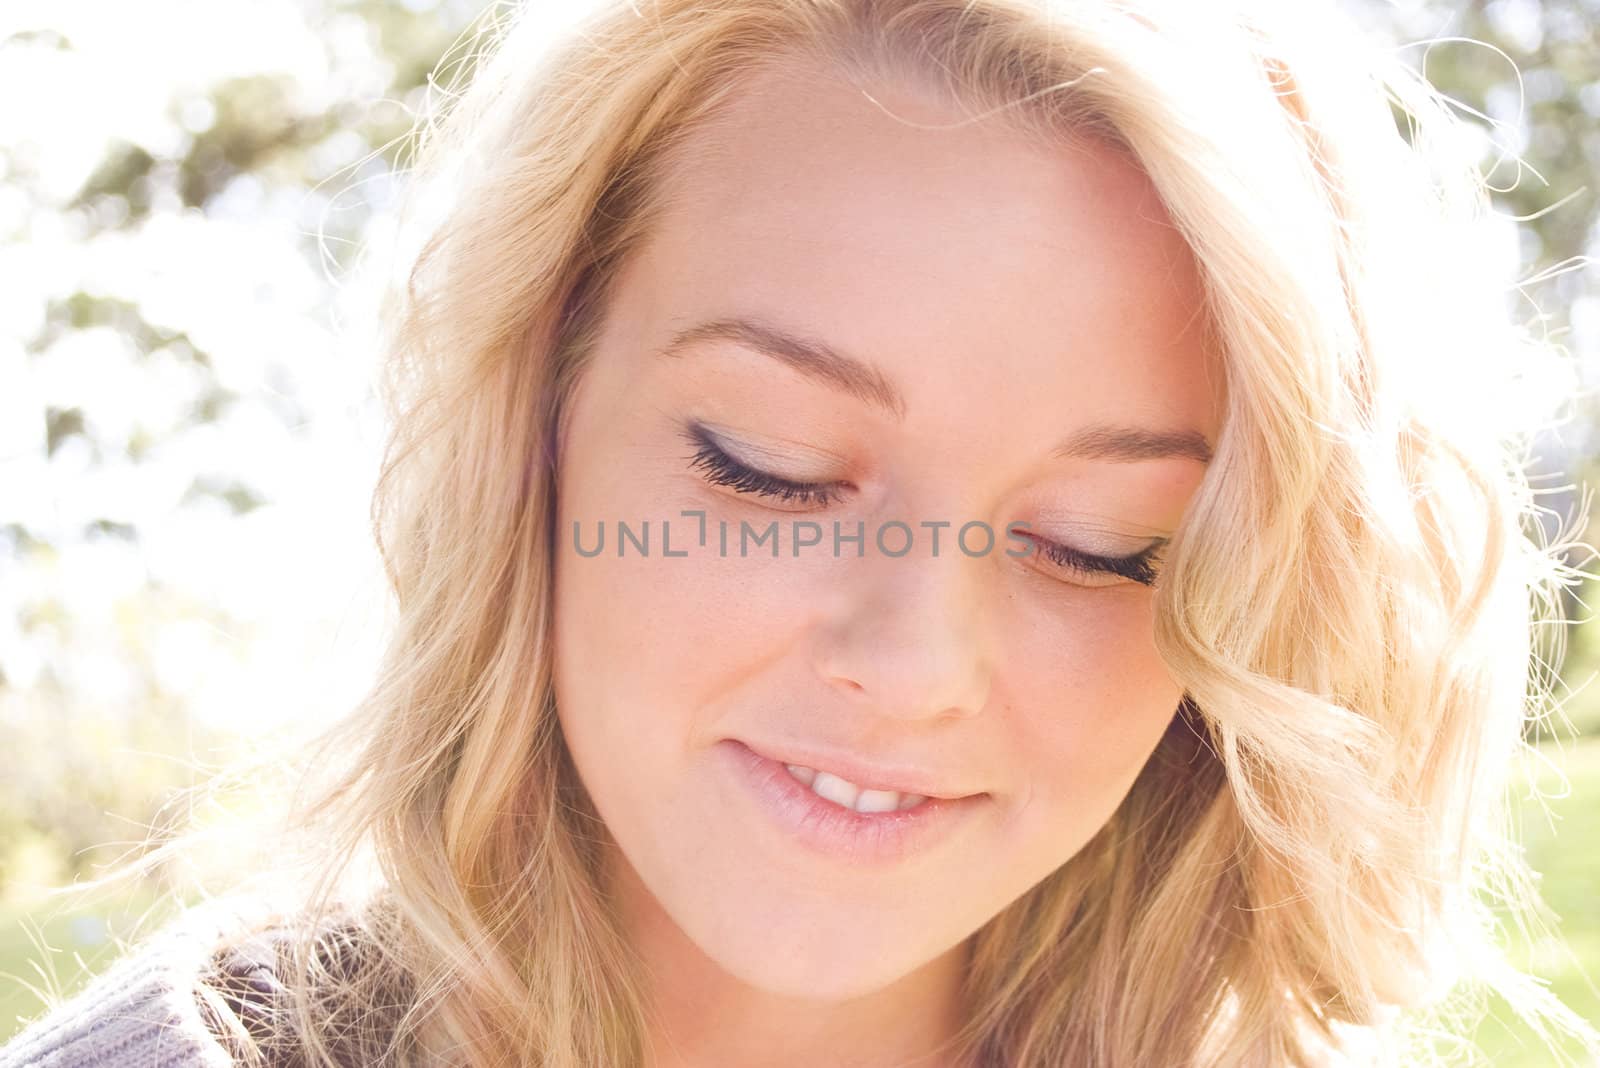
810;542;993;722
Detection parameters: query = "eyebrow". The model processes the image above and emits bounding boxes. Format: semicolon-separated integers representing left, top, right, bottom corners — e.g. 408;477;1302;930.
1053;425;1213;465
657;316;1212;466
659;317;908;419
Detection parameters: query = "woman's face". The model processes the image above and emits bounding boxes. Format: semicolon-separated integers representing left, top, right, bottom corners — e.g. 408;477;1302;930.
553;60;1221;1002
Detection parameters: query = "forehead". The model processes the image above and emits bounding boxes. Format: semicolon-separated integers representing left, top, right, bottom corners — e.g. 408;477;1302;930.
614;56;1220;438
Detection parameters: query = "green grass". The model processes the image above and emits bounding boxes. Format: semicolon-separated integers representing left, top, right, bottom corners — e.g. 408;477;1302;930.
2;741;1597;1057
1465;734;1600;1066
0;884;192;1040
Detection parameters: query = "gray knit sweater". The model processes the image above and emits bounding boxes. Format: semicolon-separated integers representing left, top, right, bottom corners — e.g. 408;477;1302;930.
0;904;246;1068
2;897;414;1068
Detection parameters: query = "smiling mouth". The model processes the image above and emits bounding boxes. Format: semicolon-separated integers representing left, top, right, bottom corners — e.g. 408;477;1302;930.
717;739;988;864
735;739;985;808
779;762;931;813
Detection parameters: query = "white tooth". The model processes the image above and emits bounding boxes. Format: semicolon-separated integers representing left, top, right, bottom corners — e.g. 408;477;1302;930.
897;793;928;811
854;789;901;814
809;771;860;809
785;763;817;786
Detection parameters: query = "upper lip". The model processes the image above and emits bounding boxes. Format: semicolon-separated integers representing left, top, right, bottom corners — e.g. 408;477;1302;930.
735;738;984;800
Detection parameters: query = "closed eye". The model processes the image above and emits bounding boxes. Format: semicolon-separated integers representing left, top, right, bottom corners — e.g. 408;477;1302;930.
681;421;848;508
1016;532;1166;588
681;419;1165;586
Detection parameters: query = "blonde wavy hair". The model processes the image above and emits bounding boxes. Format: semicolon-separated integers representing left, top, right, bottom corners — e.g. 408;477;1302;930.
48;0;1598;1065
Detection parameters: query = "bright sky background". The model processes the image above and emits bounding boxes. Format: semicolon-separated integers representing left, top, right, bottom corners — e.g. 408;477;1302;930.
0;0;422;738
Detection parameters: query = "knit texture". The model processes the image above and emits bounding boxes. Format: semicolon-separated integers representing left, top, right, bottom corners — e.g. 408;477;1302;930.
0;904;244;1068
0;896;415;1068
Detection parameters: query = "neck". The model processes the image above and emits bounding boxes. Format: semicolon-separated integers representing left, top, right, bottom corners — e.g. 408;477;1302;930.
607;849;973;1068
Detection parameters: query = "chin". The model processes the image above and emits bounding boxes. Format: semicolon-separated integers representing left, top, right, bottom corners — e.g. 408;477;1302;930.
680;897;941;1002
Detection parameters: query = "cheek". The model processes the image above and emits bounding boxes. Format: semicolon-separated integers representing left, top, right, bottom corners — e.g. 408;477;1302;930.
1001;590;1180;823
552;456;821;756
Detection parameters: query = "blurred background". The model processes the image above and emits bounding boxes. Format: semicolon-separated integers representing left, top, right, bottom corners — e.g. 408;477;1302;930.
0;0;1595;1062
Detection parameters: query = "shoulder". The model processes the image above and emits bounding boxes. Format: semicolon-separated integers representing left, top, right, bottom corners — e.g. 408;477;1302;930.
1;897;409;1068
194;903;411;1067
0;903;242;1068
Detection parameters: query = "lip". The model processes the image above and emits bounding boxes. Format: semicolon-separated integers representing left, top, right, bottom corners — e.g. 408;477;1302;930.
738;739;981;800
716;739;988;865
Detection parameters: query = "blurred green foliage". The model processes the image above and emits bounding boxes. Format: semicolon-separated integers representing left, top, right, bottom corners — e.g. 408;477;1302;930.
1;0;483;903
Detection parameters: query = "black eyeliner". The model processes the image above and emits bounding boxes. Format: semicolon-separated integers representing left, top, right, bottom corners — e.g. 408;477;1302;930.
681;418;1165;585
680;421;844;507
1031;537;1166;586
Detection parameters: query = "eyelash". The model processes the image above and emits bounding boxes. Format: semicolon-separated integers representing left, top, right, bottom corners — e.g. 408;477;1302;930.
1027;536;1164;587
681;421;1166;587
683;423;848;507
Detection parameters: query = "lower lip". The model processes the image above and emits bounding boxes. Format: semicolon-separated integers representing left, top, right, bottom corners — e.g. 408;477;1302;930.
715;739;986;865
